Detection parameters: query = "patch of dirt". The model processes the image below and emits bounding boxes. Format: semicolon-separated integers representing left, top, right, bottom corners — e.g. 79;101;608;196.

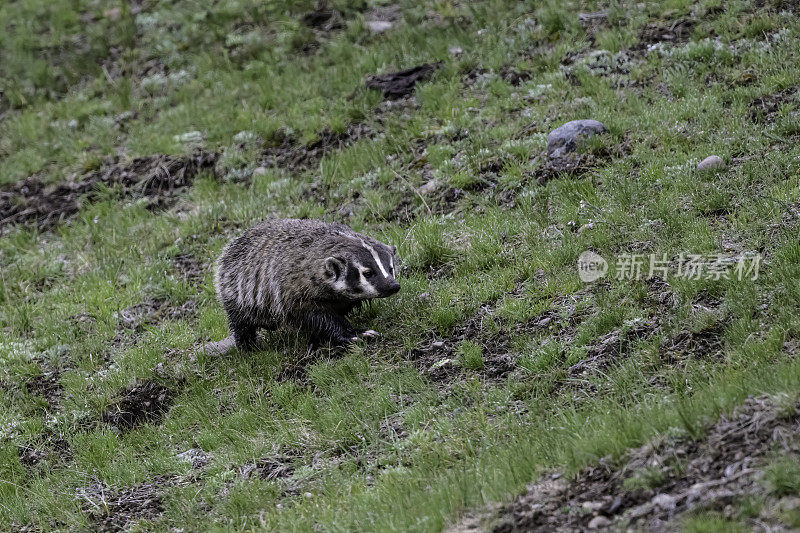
25;366;64;410
379;415;409;441
301;6;344;31
535;137;633;183
409;297;590;387
80;475;176;532
754;0;800;12
18;430;72;469
748;87;798;123
492;395;800;532
567;318;657;379
0;150;218;231
662;320;726;364
239;453;304;495
240;455;296;481
578;11;609;43
499;66;532;87
170;253;205;284
116;298;197;331
636;18;696;48
366;63;441;99
260;124;373;173
102;380;177;431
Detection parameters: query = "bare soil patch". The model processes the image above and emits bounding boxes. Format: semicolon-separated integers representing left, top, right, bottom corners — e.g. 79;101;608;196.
410;306;540;387
636;18;696;48
80;475;176;532
567;318;656;379
534;137;632;184
366;63;441;99
748;87;798;123
260;124;373;173
170;253;205;284
18;430;72;469
26;366;64;410
301;6;344;31
239;452;304;495
492;395;800;532
116;298;197;331
102;379;177;431
0;150;218;231
240;454;297;481
662;320;726;365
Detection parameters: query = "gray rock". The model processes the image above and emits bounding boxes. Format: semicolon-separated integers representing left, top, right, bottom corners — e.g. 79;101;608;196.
367;20;393;33
697;155;725;171
652;493;676;510
587;515;611;529
547;119;608;159
177;448;211;469
174;130;203;144
418;179;439;195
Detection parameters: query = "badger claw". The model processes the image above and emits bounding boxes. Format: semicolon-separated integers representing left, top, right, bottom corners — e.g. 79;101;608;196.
359;329;380;338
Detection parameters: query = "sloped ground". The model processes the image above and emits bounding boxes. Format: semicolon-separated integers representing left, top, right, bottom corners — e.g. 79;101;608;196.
491;396;800;531
1;0;800;531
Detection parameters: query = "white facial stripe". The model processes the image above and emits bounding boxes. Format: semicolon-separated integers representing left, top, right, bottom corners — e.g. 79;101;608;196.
389;255;394;274
360;239;390;278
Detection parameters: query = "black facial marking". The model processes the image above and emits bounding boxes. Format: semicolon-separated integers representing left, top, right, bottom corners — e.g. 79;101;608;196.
345;261;361;290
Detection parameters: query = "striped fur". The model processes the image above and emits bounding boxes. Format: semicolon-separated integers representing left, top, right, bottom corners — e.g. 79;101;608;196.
215;218;400;349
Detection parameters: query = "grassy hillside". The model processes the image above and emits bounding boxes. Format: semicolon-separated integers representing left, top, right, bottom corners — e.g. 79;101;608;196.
1;0;800;531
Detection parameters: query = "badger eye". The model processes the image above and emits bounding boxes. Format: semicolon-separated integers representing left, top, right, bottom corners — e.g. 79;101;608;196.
363;269;375;278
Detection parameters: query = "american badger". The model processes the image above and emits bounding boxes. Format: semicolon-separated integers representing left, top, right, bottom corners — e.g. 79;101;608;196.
215;218;401;350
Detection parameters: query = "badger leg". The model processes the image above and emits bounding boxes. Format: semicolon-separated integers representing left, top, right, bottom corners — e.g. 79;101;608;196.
231;321;259;351
302;312;357;346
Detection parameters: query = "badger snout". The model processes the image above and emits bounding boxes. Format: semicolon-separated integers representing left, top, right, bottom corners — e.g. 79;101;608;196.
382;279;401;296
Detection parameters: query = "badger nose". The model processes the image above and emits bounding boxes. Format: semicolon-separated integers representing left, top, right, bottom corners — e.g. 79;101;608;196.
386;280;401;295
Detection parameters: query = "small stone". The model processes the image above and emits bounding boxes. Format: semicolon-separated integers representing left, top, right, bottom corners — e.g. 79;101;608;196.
547;119;608;160
104;7;122;20
252;167;268;177
652;493;676;510
449;46;464;56
233;130;257;144
430;357;456;370
582;501;604;512
418;180;438;195
174;130;203;144
367;20;394;33
431;341;445;348
696;155;725;171
67;119;79;129
588;516;611;529
778;496;800;513
304;492;313;499
177;448;210;469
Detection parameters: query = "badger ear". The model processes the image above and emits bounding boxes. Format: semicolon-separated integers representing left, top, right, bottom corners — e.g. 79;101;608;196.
323;256;345;281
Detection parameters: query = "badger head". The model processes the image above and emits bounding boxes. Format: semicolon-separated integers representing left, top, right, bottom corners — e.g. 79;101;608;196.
322;239;401;301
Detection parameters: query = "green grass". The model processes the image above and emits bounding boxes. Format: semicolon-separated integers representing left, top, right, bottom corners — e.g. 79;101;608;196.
1;0;800;531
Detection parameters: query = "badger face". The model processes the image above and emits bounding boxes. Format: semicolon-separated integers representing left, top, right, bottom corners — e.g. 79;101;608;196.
323;241;400;301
